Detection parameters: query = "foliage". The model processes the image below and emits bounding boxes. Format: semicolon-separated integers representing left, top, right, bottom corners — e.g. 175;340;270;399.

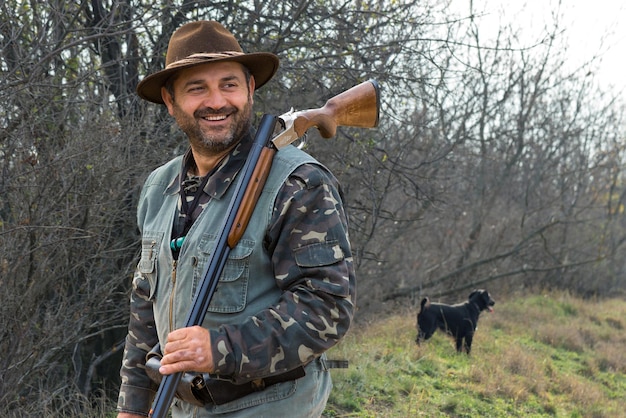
324;292;626;417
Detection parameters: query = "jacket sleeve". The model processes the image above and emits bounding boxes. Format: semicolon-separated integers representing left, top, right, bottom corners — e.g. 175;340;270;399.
116;267;159;415
209;163;356;383
117;171;161;415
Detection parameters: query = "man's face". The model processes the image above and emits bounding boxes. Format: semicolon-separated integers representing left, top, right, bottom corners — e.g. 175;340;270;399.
162;61;255;154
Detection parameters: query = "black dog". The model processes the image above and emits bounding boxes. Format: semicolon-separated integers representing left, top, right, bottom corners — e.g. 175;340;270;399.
416;289;495;354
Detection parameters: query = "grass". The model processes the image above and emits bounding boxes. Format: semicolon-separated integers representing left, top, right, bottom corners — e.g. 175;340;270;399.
323;292;626;417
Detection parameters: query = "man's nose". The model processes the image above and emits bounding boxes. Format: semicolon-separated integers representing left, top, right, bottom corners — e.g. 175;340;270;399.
201;89;228;109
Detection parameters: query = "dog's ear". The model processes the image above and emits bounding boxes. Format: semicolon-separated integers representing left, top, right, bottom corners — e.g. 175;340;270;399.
468;290;479;299
485;290;495;304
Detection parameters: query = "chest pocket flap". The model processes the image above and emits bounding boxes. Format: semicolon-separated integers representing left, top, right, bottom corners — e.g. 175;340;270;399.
196;236;254;313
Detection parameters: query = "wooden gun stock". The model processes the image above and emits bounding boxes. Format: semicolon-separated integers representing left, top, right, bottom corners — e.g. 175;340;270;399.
228;146;275;248
294;79;380;138
229;80;381;247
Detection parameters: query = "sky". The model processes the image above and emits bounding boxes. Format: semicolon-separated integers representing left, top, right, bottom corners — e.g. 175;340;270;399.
450;0;626;91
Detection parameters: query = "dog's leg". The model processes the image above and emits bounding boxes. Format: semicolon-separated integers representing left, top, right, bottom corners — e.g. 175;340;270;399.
464;334;473;354
455;337;464;353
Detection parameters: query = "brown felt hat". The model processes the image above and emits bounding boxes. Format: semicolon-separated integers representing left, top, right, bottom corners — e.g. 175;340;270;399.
137;21;279;104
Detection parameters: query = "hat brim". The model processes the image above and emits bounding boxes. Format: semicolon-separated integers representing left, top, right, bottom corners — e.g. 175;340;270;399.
137;52;279;104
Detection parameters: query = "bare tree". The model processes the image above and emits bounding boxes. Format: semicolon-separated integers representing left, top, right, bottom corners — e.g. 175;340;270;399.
380;4;626;304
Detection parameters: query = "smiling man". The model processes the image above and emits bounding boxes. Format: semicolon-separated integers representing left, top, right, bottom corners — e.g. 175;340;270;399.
116;21;356;418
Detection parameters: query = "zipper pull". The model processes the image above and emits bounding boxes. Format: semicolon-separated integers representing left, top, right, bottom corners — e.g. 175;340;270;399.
171;259;177;284
169;259;178;331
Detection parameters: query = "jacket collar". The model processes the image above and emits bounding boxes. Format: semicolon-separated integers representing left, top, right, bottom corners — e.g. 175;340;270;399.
164;131;253;199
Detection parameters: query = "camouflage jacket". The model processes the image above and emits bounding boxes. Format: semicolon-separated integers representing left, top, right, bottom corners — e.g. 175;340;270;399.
117;134;356;415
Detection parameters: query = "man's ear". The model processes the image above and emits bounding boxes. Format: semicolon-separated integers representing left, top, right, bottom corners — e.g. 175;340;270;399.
161;87;175;115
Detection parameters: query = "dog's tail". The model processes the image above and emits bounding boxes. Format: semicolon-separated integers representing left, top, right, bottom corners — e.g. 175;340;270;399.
416;297;431;345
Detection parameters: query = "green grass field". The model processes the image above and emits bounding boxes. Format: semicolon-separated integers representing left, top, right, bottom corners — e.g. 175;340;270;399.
323;292;626;417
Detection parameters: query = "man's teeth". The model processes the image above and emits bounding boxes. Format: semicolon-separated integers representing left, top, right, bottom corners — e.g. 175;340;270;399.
203;115;227;121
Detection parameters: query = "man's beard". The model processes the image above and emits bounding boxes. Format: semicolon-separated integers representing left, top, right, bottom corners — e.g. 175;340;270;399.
172;98;253;154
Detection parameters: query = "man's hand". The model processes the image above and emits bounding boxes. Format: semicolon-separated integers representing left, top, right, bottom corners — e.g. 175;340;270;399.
159;325;214;375
117;414;145;418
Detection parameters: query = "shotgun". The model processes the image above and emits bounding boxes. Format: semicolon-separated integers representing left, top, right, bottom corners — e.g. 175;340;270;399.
148;79;380;418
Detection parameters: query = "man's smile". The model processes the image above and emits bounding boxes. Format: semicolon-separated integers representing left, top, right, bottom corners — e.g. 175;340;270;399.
201;114;228;122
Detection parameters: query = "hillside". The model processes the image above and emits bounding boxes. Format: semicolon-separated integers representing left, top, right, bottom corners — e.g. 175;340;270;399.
323;292;626;417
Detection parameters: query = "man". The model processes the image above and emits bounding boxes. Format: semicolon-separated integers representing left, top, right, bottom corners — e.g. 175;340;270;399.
116;21;356;417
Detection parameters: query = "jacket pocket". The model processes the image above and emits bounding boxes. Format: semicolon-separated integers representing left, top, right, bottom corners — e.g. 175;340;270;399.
293;239;345;267
194;235;254;313
138;230;164;300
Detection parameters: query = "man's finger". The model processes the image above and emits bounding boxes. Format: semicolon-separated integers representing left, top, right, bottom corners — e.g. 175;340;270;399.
159;360;197;375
